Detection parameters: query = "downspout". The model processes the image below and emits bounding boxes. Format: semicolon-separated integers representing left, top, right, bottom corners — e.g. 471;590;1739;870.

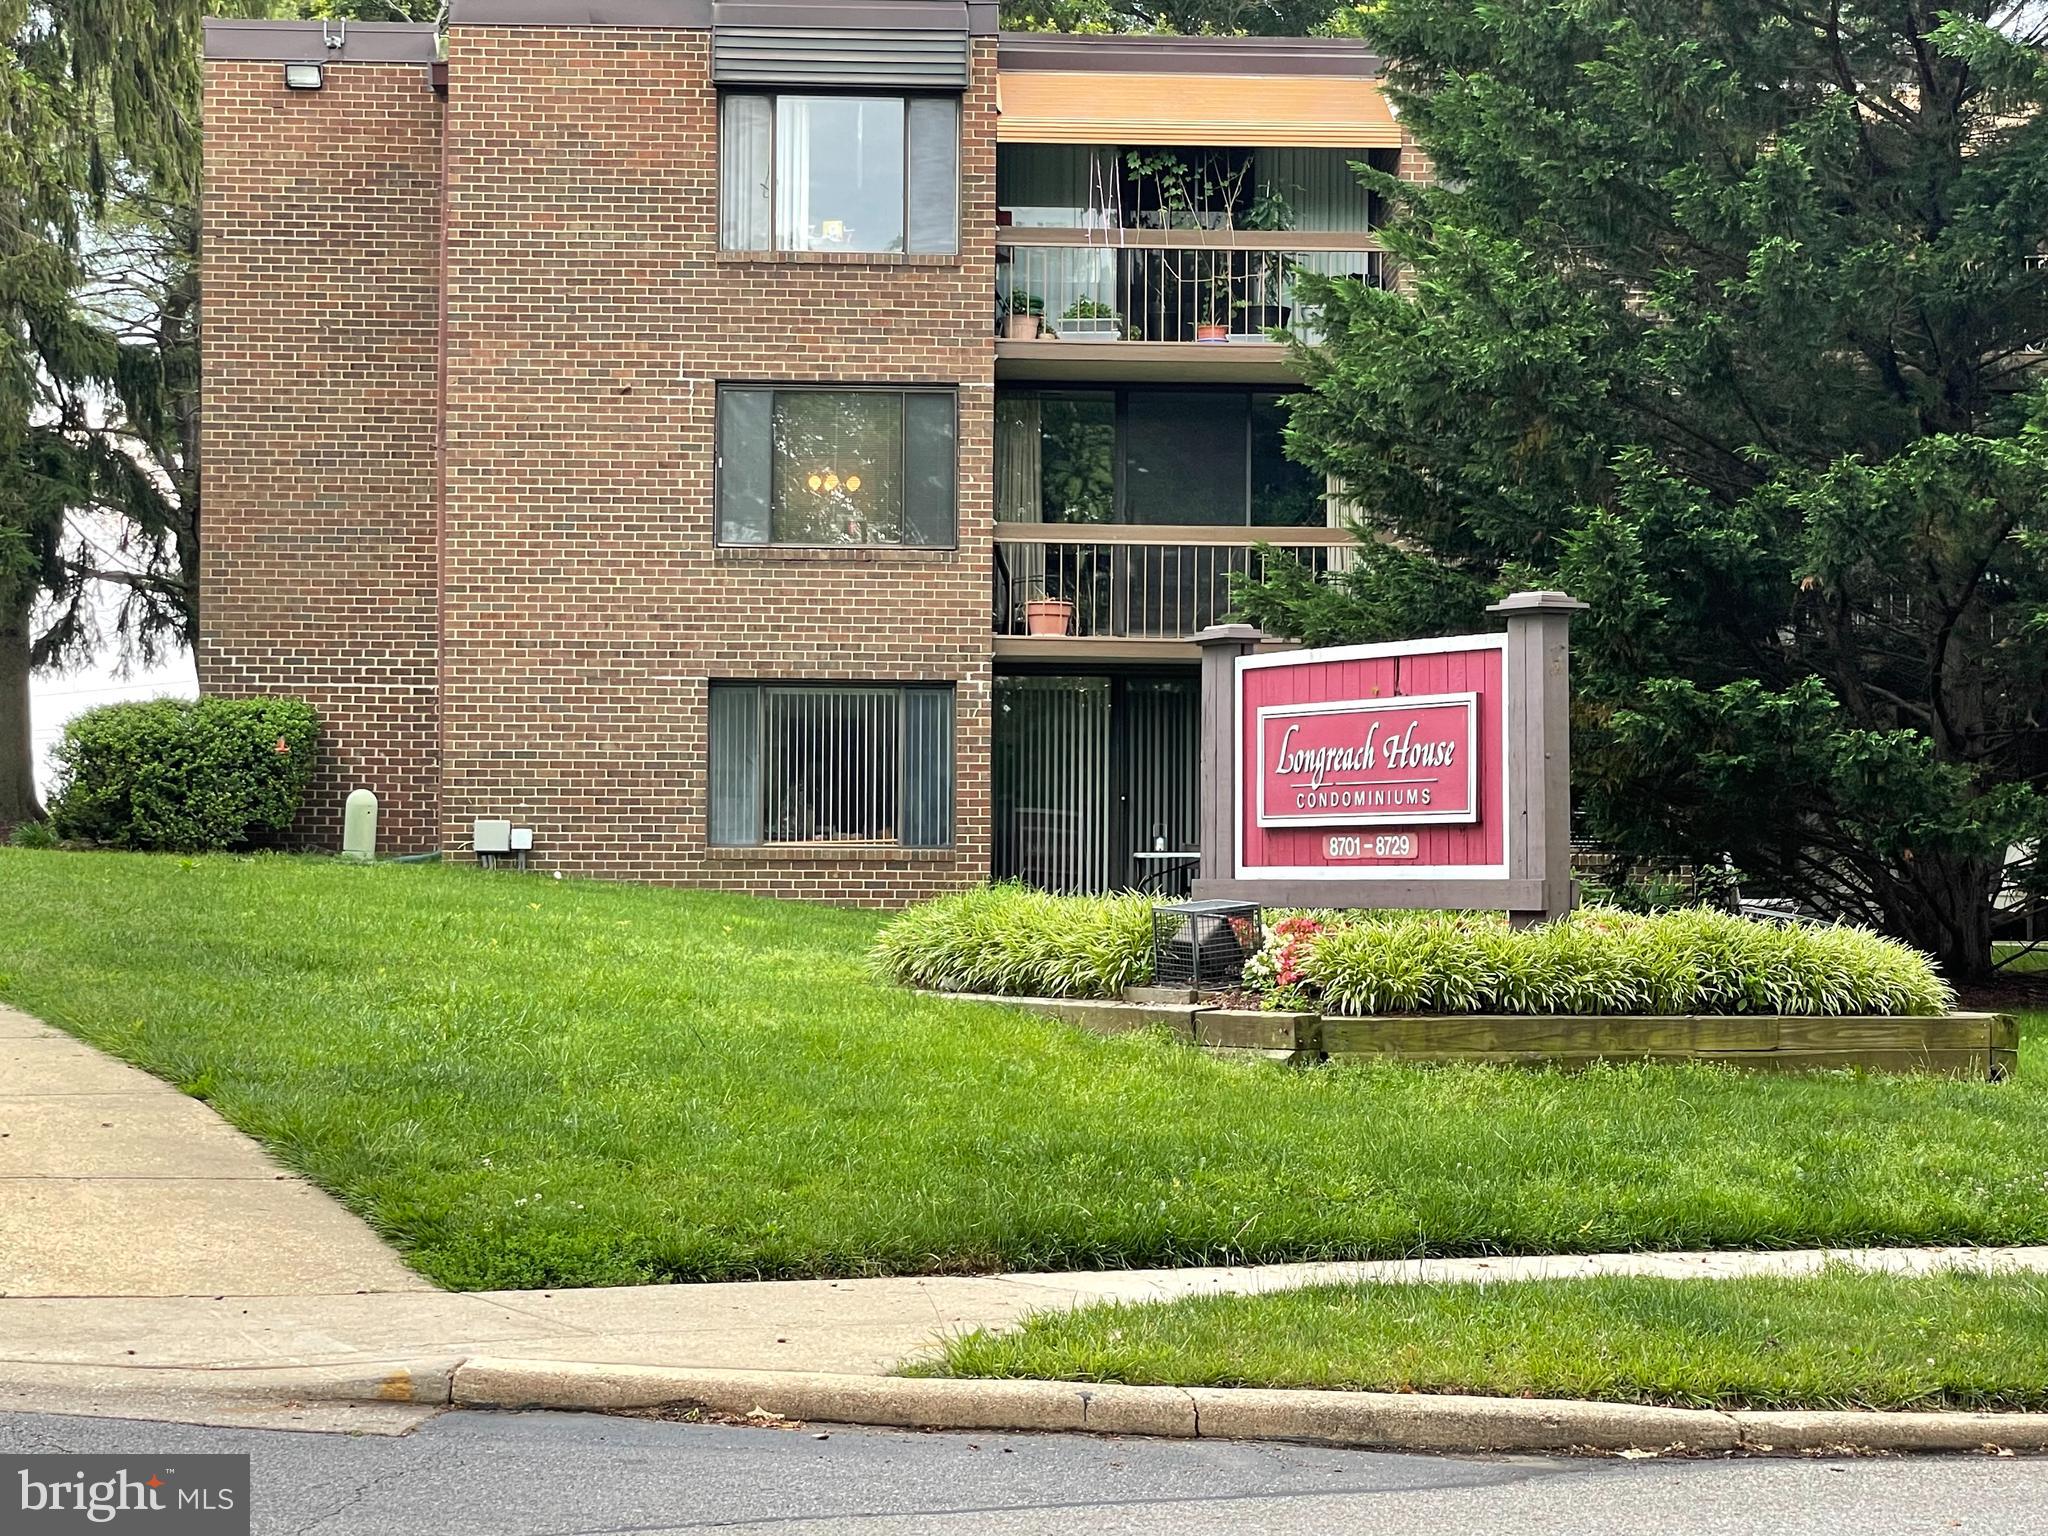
434;52;451;857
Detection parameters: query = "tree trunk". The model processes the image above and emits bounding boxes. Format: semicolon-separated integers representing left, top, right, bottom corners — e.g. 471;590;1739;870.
0;582;42;833
1904;855;2002;986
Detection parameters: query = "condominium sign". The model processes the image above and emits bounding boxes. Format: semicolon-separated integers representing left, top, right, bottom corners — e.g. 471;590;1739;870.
1258;693;1478;827
1195;592;1586;921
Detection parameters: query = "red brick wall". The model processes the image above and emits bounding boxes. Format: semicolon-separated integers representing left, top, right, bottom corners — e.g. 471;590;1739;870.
439;26;996;900
199;60;445;854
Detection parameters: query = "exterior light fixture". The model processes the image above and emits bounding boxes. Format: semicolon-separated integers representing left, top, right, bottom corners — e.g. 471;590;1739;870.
284;62;325;90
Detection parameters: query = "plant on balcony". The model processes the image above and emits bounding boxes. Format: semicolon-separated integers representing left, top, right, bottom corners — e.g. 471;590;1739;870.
1003;288;1045;340
1057;296;1123;343
1238;184;1298;335
1125;149;1249;233
1124;150;1302;341
1023;580;1075;637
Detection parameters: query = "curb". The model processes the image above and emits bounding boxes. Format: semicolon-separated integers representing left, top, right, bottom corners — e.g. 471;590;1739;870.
446;1360;2048;1456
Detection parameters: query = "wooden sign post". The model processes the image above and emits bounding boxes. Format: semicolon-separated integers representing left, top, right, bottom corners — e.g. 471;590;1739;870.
1193;590;1587;923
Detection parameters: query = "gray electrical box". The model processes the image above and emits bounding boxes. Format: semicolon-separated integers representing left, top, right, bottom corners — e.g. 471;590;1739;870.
473;819;512;855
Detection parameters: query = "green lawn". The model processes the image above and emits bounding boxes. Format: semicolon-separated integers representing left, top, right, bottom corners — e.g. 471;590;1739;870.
3;849;2046;1291
923;1267;2048;1413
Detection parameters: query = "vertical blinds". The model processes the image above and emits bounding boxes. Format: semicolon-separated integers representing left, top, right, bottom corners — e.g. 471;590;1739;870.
709;684;954;848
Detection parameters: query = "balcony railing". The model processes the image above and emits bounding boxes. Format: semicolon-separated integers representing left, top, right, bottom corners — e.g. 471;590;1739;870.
994;524;1356;641
997;231;1389;346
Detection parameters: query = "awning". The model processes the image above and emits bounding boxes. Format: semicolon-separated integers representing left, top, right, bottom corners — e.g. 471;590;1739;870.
996;71;1400;148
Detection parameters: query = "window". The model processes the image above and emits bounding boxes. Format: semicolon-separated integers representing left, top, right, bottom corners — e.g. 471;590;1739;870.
719;386;957;547
996;388;1323;528
721;93;959;255
709;684;954;848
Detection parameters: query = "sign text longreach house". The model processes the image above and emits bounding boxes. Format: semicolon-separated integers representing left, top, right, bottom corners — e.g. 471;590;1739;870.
1195;592;1586;922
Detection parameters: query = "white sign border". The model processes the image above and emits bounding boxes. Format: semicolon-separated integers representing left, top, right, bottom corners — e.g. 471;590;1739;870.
1254;691;1479;829
1235;633;1513;883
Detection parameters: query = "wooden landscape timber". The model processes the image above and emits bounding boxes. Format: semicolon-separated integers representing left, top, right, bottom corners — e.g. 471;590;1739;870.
925;993;2019;1079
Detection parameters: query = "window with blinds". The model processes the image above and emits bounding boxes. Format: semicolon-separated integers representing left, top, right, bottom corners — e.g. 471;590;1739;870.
720;92;959;255
709;684;954;849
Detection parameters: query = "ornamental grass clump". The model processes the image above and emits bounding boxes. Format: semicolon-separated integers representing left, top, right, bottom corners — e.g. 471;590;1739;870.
1289;907;1953;1017
871;884;1155;999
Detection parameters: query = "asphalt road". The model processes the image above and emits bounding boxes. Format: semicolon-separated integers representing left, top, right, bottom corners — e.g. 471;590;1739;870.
3;1408;2043;1536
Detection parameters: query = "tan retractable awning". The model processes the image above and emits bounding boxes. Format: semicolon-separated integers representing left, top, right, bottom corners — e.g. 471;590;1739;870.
996;71;1400;148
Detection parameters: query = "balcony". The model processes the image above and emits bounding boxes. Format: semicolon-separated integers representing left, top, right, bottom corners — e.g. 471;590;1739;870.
993;523;1355;657
995;232;1390;382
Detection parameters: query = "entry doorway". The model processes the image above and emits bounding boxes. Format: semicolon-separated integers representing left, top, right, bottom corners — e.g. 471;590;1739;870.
992;672;1201;895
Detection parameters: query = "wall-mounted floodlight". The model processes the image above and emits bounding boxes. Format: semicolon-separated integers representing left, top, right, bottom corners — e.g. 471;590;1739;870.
283;62;325;91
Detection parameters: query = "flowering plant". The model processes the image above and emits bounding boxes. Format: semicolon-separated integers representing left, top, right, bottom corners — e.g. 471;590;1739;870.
1241;913;1328;1008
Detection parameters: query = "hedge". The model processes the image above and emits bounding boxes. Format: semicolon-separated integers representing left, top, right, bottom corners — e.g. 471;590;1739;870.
49;697;318;852
1292;908;1955;1018
871;884;1155;1000
874;888;1955;1017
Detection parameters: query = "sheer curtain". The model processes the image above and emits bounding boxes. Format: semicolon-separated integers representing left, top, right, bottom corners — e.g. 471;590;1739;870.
719;94;772;251
774;96;815;249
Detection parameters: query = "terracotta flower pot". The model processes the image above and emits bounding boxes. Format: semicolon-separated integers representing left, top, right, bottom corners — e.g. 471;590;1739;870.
1024;598;1075;636
1195;322;1231;343
1005;313;1042;340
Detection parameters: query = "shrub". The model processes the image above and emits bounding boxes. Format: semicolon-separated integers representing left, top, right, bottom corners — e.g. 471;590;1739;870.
1295;907;1954;1018
49;697;318;852
8;818;58;850
872;884;1155;999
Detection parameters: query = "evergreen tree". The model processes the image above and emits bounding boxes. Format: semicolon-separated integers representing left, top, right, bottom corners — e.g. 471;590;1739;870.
0;1;440;832
1233;1;2048;977
1;0;202;828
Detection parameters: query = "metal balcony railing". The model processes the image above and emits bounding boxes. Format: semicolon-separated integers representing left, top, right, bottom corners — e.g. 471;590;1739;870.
997;232;1390;345
994;524;1356;641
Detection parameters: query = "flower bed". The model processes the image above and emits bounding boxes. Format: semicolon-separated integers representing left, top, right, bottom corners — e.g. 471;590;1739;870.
875;890;1954;1019
1257;908;1954;1018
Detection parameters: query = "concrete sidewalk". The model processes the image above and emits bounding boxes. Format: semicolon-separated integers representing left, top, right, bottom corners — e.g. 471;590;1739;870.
0;1006;426;1298
7;1004;2048;1442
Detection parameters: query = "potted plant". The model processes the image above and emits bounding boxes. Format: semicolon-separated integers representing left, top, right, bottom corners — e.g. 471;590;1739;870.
1195;269;1233;342
1023;582;1075;636
1058;297;1123;343
1004;289;1046;340
1236;183;1297;335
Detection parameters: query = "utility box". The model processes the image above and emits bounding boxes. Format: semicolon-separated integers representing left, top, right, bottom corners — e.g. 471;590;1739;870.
341;789;378;862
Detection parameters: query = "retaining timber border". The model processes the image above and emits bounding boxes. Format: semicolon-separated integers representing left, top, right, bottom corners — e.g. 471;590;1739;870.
926;993;2019;1079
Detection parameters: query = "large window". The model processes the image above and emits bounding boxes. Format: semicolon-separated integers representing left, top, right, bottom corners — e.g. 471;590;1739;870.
995;388;1324;527
721;93;959;255
709;684;954;848
719;386;957;547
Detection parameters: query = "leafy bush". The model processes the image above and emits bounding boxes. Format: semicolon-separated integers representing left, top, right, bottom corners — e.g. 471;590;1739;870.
1294;908;1954;1017
872;884;1155;999
49;697;318;852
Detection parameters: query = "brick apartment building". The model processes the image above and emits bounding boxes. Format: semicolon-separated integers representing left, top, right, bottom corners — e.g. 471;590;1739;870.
199;1;1412;902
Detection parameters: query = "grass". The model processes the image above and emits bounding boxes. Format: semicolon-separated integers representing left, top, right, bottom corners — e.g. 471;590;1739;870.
2;849;2047;1292
922;1267;2048;1413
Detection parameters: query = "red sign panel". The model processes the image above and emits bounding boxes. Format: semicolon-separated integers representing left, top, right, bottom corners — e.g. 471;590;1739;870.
1238;637;1508;878
1256;693;1477;828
